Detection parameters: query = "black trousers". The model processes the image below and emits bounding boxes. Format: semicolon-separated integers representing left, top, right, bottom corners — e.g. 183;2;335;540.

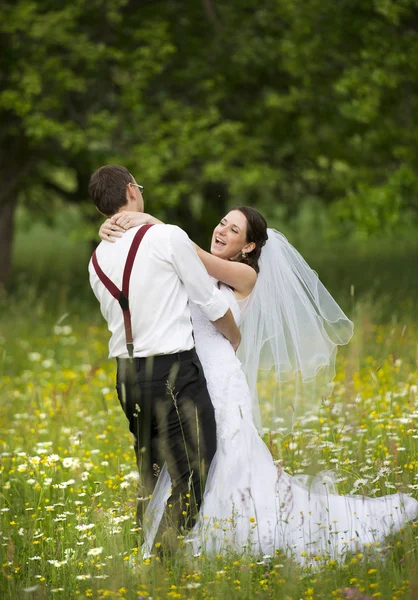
116;348;217;533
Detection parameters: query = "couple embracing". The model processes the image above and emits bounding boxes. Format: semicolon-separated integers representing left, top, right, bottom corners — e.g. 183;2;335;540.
89;164;418;562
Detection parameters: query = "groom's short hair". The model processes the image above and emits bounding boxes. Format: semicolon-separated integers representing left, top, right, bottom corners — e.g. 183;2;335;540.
89;164;134;216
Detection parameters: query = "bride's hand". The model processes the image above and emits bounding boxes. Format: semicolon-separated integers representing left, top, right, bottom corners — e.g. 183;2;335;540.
99;218;125;242
111;211;162;229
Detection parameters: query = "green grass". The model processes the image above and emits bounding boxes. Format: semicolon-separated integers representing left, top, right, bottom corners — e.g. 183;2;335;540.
1;287;418;599
307;237;418;320
10;205;95;312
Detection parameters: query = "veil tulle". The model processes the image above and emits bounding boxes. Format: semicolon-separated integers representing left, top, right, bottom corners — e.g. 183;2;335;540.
237;228;354;432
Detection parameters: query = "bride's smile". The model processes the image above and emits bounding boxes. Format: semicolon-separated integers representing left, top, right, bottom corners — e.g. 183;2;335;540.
210;209;254;260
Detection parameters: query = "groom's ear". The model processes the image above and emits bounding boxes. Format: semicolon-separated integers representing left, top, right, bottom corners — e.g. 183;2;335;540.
125;183;132;204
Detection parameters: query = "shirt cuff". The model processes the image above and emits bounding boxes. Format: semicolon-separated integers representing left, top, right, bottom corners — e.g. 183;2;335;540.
198;287;230;322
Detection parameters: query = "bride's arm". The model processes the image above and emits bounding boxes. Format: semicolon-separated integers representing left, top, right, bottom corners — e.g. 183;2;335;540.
98;213;257;296
195;246;257;297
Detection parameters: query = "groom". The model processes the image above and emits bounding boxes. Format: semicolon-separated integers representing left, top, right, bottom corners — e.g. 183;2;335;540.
88;164;240;537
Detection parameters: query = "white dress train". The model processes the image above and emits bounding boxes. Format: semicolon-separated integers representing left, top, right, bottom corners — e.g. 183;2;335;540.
142;285;418;562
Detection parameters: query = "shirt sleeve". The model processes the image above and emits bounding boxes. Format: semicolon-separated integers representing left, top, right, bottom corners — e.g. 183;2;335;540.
167;226;229;322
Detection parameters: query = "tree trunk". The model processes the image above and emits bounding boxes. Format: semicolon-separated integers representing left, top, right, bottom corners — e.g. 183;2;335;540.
0;199;17;288
0;136;34;289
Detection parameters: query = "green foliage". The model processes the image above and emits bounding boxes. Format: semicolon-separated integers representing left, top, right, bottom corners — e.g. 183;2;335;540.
0;0;174;209
2;0;418;283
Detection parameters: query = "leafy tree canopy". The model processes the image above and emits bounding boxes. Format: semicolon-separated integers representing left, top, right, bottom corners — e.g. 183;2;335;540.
1;0;418;284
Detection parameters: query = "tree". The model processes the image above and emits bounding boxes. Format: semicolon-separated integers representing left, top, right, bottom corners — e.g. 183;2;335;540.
0;0;174;285
2;0;418;286
108;0;418;241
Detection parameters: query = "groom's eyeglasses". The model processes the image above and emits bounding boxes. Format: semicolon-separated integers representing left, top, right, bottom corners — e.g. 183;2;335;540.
130;183;144;193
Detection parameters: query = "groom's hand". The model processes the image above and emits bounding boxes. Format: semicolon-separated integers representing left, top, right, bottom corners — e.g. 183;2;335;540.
212;309;241;353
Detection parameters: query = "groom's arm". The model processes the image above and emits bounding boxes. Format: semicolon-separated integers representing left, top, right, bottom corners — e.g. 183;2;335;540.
212;310;241;352
169;226;241;349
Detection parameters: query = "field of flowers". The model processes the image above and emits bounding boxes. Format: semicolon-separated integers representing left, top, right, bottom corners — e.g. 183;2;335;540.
1;300;418;600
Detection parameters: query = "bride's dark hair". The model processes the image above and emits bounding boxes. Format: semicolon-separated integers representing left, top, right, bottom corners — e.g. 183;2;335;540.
232;206;268;273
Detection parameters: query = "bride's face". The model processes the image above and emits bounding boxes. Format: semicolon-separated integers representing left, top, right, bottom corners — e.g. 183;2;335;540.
210;210;249;260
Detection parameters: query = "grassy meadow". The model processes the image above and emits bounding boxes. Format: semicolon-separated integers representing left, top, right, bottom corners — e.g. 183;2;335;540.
1;211;418;599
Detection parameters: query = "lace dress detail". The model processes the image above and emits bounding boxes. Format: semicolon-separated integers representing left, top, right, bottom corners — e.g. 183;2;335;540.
189;285;253;442
142;284;418;561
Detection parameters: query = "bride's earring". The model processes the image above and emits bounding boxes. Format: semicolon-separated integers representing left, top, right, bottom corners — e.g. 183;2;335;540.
241;251;247;258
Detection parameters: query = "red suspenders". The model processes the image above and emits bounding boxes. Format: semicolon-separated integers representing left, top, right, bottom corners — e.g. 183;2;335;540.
91;224;154;358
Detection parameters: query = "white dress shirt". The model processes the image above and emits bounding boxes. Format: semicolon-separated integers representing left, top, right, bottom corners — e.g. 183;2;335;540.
89;224;229;358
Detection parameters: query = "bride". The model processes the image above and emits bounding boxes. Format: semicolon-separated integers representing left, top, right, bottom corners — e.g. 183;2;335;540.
100;207;418;562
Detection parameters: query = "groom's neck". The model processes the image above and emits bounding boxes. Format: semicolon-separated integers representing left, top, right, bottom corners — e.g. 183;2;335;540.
116;203;144;215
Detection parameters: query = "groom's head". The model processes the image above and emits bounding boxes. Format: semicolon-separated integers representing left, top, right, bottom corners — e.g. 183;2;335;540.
88;164;144;216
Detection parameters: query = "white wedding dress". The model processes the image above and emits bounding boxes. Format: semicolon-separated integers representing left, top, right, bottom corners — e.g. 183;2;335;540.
142;284;418;562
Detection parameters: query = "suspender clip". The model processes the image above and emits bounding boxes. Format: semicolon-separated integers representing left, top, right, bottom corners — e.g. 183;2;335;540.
127;342;134;360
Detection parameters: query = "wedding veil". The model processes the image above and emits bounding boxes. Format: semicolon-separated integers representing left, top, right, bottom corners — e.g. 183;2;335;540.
237;229;354;432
